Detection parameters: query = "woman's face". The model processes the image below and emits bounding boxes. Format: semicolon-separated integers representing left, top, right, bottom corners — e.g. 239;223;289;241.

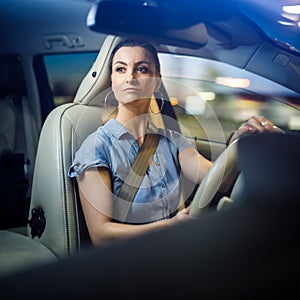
111;46;161;105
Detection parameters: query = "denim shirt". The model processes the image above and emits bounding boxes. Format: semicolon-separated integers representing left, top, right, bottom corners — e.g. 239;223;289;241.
68;118;196;224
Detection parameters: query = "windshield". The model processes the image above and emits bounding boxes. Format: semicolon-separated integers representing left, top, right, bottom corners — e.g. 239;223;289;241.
159;53;300;141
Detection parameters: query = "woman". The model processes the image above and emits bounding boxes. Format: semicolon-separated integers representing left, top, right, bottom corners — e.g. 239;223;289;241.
69;39;280;246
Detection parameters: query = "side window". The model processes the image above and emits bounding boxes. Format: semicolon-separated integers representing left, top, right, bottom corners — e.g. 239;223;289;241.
43;52;98;106
159;53;300;143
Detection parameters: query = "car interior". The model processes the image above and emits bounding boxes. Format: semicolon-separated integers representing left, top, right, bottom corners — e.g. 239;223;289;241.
0;0;299;290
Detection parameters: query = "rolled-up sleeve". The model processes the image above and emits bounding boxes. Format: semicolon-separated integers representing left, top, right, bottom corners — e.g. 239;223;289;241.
68;130;109;178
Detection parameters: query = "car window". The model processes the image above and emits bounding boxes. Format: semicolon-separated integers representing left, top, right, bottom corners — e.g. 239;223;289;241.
159;53;300;142
43;51;300;143
43;52;98;106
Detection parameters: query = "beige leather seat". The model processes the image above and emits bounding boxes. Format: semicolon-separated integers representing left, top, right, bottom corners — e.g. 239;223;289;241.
0;35;123;276
27;35;123;257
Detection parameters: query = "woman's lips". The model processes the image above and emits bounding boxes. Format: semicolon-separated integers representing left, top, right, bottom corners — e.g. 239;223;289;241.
123;87;139;93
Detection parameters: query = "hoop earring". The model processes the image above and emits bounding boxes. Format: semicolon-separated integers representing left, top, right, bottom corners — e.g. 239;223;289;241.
104;90;114;109
150;92;164;114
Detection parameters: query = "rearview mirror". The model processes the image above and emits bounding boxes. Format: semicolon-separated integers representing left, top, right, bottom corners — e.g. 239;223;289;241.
86;0;209;49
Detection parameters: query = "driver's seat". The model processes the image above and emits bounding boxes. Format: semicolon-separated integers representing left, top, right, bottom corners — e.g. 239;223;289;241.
27;35;123;258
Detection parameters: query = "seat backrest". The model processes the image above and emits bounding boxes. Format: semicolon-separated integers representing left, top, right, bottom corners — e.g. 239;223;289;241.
27;35;122;258
28;103;108;257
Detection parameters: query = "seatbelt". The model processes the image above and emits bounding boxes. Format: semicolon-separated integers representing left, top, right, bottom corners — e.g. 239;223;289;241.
9;96;36;196
22;97;40;196
21;97;38;170
116;133;159;223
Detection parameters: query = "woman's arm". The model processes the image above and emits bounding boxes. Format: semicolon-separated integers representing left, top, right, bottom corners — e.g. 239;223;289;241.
77;167;190;246
179;147;212;185
179;116;284;193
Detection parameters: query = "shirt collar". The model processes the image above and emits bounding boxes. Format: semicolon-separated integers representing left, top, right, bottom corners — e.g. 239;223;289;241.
105;117;159;140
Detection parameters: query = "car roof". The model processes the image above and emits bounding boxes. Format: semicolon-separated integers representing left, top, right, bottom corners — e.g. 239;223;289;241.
0;0;104;55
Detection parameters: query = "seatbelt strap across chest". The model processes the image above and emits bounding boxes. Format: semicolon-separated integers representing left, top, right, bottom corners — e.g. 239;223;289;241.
116;133;159;222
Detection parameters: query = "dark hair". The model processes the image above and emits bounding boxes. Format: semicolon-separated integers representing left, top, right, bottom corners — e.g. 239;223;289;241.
109;39;161;75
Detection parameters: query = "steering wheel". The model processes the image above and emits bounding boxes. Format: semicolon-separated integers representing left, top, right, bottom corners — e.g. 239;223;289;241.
189;139;239;217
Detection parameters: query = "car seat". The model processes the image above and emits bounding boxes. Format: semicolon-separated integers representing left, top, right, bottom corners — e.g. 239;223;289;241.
27;35;123;257
0;35;123;276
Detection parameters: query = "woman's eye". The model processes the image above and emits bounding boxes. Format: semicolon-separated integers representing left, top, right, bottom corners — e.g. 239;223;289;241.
115;67;125;72
137;66;148;73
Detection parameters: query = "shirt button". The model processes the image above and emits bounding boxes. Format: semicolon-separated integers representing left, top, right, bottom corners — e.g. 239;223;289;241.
160;183;166;189
155;160;160;166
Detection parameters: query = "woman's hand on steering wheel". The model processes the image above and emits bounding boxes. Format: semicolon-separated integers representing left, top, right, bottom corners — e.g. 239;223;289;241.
228;115;284;145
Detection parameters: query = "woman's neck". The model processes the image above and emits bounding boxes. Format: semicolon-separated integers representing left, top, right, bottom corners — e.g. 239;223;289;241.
116;103;150;145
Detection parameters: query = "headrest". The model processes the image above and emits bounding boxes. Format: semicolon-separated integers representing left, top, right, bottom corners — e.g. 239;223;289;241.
74;35;123;105
237;133;300;208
